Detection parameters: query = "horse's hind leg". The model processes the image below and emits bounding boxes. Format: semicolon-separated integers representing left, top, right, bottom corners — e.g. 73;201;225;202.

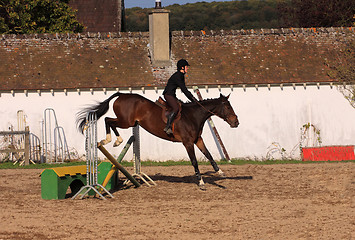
195;137;226;178
99;117;112;145
100;117;123;147
110;125;123;147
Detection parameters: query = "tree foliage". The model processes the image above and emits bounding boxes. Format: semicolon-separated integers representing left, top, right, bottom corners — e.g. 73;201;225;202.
327;40;355;108
0;0;84;34
126;0;281;32
125;0;354;32
330;40;355;83
278;0;355;27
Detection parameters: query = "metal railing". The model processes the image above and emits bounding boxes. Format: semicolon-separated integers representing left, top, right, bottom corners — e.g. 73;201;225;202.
42;108;70;163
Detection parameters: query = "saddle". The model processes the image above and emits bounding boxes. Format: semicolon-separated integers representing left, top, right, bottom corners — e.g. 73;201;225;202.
155;97;182;124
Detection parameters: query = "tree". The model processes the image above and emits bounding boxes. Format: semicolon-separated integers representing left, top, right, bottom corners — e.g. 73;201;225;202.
278;0;355;27
125;7;150;32
125;1;282;32
0;0;84;34
328;40;355;108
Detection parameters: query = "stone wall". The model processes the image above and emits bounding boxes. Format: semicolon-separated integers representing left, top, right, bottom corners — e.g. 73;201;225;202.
1;86;355;160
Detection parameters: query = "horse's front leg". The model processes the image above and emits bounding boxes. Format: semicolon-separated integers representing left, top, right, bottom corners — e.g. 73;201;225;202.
184;142;206;190
195;137;226;178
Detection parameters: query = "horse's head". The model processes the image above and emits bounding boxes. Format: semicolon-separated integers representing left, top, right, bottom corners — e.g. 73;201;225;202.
216;94;239;128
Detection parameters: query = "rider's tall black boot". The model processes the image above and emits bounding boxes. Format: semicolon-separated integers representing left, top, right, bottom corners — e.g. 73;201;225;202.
164;112;176;134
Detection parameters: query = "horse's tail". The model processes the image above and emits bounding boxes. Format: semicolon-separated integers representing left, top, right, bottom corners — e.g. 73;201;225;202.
76;92;121;133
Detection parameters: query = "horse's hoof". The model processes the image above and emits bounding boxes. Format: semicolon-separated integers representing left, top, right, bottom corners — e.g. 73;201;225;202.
113;136;123;147
219;172;227;179
217;170;226;178
199;184;207;191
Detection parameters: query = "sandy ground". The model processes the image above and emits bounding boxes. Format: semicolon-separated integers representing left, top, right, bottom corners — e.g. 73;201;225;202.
0;162;354;240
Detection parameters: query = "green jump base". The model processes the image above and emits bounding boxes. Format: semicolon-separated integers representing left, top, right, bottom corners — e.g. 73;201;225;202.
40;162;117;200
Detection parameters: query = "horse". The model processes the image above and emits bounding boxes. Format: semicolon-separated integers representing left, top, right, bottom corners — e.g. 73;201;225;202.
77;92;239;190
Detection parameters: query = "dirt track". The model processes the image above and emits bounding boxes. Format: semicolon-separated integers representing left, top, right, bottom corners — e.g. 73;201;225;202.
0;162;354;240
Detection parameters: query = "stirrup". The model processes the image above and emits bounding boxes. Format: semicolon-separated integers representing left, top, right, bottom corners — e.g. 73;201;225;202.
164;126;173;134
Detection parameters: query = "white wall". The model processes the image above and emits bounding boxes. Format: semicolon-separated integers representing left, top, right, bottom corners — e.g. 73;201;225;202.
0;85;354;161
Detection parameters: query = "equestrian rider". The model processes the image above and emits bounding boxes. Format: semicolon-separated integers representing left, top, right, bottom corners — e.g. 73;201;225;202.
163;59;197;134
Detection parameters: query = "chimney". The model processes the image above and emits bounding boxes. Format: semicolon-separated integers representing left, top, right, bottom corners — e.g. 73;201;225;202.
149;0;170;67
155;0;162;9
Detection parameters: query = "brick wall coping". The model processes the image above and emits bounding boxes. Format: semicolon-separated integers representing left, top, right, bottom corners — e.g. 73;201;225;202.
172;27;354;37
1;31;149;40
1;27;353;40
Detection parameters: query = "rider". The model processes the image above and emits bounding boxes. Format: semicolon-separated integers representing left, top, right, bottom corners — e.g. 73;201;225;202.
163;59;198;134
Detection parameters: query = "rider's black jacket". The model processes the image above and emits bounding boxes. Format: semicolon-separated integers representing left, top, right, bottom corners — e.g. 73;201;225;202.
163;71;196;102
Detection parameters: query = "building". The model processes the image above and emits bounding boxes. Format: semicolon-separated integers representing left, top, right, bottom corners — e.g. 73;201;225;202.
69;0;125;32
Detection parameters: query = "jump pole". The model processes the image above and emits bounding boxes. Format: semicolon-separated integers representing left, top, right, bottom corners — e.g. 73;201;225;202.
130;125;156;186
99;125;155;188
100;136;135;189
72;112;113;200
97;143;141;188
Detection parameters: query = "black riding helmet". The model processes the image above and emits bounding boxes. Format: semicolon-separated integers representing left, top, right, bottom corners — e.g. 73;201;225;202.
177;59;190;70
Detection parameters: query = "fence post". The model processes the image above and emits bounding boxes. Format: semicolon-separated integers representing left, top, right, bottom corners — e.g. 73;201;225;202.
24;126;30;166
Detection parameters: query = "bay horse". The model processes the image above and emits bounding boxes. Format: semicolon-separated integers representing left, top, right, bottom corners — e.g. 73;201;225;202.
77;92;239;190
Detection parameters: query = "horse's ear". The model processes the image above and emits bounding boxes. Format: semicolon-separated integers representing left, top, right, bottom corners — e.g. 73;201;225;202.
219;93;230;99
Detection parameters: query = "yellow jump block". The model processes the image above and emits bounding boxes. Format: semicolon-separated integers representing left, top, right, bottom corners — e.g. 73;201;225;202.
40;165;87;177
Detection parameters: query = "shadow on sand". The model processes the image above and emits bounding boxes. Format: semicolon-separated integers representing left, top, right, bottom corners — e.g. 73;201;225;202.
148;171;253;189
108;171;253;192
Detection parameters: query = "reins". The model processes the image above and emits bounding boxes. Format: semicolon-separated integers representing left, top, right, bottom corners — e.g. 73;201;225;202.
194;99;224;119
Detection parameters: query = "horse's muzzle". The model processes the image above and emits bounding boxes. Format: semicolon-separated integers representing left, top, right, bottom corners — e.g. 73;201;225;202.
228;116;239;128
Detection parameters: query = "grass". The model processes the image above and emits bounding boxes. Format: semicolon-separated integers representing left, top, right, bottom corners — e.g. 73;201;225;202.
0;159;353;169
0;161;86;169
